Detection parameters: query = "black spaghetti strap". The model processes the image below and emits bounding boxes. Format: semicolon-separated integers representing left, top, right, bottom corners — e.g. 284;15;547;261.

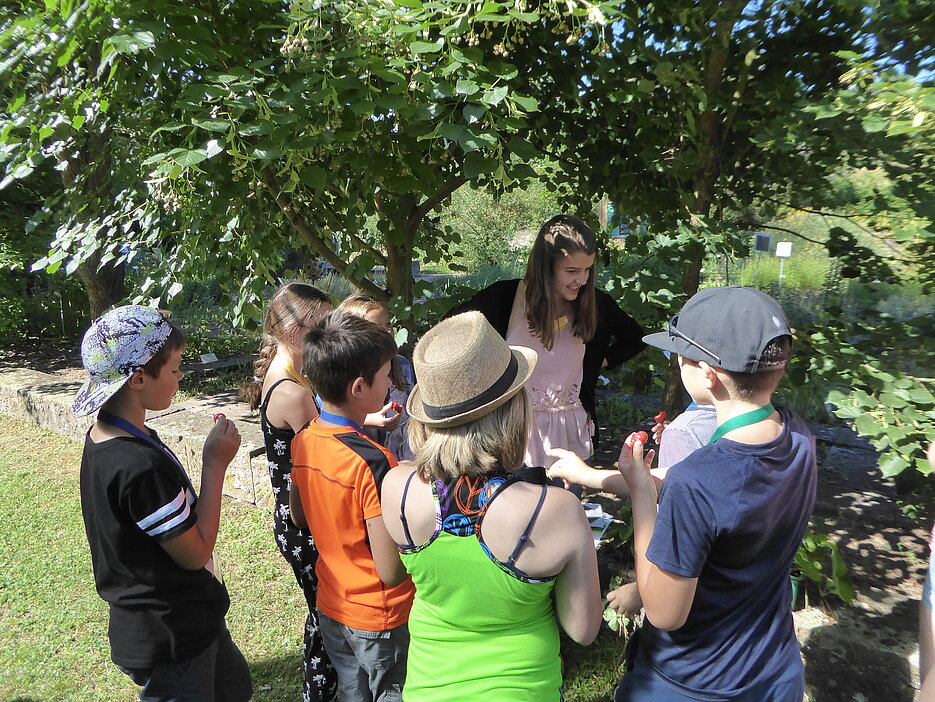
505;483;548;567
398;470;419;548
261;377;300;409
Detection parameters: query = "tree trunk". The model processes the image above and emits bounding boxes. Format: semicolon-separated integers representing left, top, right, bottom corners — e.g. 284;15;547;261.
384;238;413;305
76;251;127;318
62;127;127;318
661;1;743;417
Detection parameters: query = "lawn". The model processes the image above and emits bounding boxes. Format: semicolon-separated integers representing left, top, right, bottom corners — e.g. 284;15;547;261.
0;414;625;700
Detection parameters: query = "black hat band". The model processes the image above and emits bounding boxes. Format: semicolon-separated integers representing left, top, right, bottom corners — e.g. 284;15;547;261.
422;354;518;421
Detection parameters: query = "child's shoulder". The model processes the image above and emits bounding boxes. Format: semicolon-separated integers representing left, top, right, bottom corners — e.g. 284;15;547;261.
298;423;396;472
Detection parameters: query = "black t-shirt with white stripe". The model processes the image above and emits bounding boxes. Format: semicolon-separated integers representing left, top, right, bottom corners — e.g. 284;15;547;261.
79;431;230;668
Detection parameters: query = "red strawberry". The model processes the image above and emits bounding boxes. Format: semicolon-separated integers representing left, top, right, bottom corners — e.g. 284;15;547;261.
213;413;225;423
634;430;649;443
654;411;667;423
391;401;403;414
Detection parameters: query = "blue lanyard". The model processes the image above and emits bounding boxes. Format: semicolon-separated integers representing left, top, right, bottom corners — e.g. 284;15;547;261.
98;409;190;482
318;410;364;434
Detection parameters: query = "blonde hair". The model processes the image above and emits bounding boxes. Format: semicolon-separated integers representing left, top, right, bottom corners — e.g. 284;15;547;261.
408;390;531;481
523;214;598;350
338;293;409;391
242;283;331;409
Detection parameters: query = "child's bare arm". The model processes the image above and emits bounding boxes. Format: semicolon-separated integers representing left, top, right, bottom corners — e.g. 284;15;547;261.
366;515;408;586
547;448;630;494
289;480;308;529
618;436;697;631
161;417;240;570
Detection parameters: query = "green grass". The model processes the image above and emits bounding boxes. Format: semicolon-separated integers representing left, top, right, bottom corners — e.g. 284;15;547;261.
0;414;624;701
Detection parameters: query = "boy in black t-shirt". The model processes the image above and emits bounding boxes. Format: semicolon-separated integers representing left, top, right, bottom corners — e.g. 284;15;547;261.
74;305;252;701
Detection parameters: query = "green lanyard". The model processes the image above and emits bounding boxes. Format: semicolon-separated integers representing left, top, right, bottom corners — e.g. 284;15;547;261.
707;403;775;445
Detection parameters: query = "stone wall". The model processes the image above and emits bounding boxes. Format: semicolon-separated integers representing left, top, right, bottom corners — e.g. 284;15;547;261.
0;368;272;511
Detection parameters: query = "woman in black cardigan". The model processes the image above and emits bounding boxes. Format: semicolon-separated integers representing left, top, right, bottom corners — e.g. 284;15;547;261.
447;215;645;476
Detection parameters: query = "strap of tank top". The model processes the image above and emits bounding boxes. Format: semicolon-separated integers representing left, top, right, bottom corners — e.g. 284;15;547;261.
398;469;419;548
261;376;300;409
504;483;548;568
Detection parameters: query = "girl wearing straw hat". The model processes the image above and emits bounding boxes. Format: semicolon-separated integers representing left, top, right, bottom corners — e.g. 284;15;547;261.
381;312;602;701
447;214;645;481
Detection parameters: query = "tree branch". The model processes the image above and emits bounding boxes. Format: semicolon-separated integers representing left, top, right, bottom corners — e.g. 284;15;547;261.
746;222;825;245
412;174;468;227
259;168;387;300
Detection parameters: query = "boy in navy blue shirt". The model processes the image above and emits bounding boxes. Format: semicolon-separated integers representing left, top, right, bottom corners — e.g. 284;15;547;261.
618;286;815;701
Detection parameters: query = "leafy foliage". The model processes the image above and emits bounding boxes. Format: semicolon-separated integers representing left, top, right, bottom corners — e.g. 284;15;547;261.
794;529;855;604
790;312;934;478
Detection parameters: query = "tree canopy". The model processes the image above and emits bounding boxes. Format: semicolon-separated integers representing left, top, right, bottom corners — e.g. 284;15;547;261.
1;0;932;475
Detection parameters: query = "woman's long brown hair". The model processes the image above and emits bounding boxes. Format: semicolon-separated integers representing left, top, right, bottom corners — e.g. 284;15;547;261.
523;214;598;350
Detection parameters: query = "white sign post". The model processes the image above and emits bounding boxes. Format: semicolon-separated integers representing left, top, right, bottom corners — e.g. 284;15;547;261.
775;241;792;288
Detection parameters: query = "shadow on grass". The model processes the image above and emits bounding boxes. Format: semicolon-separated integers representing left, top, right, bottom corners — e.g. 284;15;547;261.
248;652;305;701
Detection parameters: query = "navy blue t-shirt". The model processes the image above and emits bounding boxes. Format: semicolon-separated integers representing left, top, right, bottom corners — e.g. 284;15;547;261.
642;405;816;697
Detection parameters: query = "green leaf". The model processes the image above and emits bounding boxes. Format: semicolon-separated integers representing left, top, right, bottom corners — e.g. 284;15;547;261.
167;148;207;167
481;86;508;106
204;139;224;159
463;151;498;178
854;413;877;436
300;166;326;189
511;94;538;111
455;79;479;96
108;30;155;55
192;118;230;133
411;39;444;55
463;104;487;124
237;121;274;137
878;452;909;478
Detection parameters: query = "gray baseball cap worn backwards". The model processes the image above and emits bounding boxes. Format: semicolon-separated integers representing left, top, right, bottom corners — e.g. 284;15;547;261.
642;285;792;373
72;305;173;417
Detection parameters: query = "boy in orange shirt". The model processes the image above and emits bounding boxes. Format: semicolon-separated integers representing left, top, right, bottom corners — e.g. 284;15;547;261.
290;309;413;702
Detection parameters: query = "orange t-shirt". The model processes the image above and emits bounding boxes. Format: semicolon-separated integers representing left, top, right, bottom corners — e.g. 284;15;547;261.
291;421;413;631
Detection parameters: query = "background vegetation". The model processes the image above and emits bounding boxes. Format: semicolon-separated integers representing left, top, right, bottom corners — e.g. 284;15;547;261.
0;4;932;491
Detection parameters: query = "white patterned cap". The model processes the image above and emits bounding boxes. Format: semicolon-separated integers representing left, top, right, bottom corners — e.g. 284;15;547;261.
72;305;174;416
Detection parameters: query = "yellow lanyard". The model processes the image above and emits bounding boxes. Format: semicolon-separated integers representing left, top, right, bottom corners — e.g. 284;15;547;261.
283;358;314;395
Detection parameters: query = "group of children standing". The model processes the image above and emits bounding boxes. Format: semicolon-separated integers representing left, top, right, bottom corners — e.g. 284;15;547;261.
75;214;818;702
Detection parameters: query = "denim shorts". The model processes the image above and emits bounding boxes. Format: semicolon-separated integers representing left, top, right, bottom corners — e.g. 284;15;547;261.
923;550;935;611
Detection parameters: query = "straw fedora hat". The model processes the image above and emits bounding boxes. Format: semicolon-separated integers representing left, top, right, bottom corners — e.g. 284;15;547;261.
407;311;537;428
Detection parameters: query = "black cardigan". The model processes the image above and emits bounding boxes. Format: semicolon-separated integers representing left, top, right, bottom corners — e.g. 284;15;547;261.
447;279;646;446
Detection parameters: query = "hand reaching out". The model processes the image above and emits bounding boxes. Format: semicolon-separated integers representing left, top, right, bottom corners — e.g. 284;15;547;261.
606;582;643;619
546;448;591;490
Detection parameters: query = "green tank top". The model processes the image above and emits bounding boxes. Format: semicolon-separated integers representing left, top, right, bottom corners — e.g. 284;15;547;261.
399;473;562;701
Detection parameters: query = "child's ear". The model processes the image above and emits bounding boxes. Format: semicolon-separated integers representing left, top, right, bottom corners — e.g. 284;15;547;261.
126;369;146;389
697;361;719;389
349;376;367;399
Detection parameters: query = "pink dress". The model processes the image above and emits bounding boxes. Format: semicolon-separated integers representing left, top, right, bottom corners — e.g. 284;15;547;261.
506;285;593;468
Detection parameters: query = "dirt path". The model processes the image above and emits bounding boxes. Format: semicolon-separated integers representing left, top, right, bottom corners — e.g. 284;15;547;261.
5;341;929;701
